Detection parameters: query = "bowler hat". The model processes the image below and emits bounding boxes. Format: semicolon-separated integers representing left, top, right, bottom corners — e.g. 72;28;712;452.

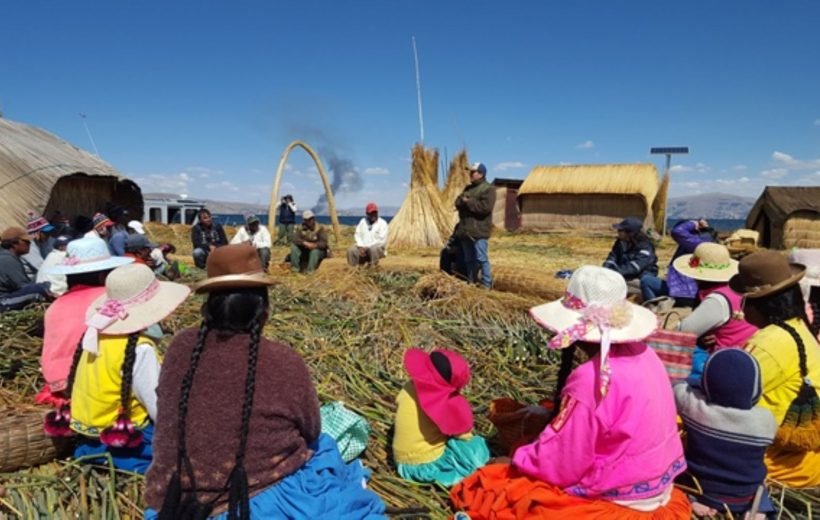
729;250;805;299
193;243;276;294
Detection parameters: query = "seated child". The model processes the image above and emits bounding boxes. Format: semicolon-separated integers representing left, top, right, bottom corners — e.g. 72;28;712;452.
674;349;777;518
392;348;489;487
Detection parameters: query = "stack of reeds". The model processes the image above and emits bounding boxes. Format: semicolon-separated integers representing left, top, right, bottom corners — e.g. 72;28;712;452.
387;144;452;249
441;149;471;231
653;171;670;233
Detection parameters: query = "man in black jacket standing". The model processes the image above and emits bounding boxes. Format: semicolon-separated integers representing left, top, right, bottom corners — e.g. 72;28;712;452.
454;162;496;288
190;209;228;268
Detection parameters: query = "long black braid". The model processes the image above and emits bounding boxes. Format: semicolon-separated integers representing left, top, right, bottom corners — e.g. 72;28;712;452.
774;318;808;378
65;340;85;400
553;345;577;413
119;334;140;416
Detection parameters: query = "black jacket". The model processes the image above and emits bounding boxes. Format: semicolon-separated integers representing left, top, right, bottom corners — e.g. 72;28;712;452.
0;248;33;295
454;180;496;240
191;223;228;251
603;236;658;280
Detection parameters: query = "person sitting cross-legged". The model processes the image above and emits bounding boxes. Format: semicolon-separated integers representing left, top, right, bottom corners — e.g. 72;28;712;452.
290;210;329;273
230;215;272;271
190;209;228;269
0;227;52;312
347;202;388;268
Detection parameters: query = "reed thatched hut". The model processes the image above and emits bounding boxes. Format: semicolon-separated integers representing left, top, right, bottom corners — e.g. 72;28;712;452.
517;163;660;232
0;118;142;229
492;178;523;231
746;186;820;249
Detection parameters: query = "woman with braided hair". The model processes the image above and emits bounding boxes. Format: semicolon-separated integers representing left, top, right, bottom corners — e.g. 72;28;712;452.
145;244;385;519
731;251;820;487
45;262;189;474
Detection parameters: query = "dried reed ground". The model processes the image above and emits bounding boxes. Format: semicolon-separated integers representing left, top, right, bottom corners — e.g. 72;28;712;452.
0;226;816;519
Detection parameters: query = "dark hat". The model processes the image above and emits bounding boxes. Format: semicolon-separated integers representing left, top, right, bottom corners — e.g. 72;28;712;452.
125;234;157;252
105;203;128;220
613;216;643;234
193;243;276;294
702;349;762;410
729;250;805;299
246;215;261;225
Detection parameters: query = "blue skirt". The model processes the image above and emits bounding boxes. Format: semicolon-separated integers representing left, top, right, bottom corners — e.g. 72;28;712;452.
145;434;385;519
397;435;490;487
73;423;154;475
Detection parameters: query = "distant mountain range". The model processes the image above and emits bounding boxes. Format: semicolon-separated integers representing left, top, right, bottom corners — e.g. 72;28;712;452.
143;193;400;217
666;193;756;220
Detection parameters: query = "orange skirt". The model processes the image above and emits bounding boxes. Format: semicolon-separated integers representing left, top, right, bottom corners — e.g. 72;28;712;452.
450;464;692;520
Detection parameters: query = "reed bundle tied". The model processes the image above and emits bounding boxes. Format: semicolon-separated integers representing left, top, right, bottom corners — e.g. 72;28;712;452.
441;149;471;230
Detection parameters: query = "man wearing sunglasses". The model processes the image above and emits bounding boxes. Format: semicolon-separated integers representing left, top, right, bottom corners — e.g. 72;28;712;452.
0;227;52;312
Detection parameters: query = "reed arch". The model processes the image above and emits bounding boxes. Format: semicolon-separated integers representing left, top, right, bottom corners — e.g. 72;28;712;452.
268;140;341;243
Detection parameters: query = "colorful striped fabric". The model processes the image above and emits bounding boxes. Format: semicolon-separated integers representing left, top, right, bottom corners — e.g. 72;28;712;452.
645;331;698;381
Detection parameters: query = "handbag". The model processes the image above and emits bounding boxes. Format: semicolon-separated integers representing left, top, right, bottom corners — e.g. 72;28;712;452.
773;322;820;452
645;325;698;381
488;398;554;456
320;401;371;462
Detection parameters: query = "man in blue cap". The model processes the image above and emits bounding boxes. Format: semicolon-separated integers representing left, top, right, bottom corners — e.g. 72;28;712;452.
603;216;658;297
454;162;496;288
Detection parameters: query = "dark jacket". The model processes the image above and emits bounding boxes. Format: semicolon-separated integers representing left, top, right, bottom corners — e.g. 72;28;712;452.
603;236;658;280
0;248;33;295
454;180;496;240
190;222;228;251
293;223;328;250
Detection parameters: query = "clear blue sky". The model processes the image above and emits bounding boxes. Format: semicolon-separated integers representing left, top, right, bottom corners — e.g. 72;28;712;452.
2;1;819;211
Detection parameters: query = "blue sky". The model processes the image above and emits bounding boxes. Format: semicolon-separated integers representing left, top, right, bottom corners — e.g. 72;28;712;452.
2;1;819;211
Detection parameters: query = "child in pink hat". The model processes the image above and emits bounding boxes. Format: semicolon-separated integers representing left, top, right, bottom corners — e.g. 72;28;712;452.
392;348;489;486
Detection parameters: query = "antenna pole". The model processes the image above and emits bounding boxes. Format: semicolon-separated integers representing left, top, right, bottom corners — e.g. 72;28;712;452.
80;113;100;157
411;36;425;143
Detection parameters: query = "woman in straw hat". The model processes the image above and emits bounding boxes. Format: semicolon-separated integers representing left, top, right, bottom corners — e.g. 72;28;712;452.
789;248;820;340
731;250;820;487
144;243;385;519
37;237;134;406
451;266;691;519
45;262;189;474
674;243;758;381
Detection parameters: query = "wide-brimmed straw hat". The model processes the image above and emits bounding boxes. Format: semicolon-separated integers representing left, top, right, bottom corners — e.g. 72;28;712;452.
789;249;820;301
729;250;805;299
83;263;190;353
404;348;473;436
193;243;276;294
46;237;134;275
673;243;738;283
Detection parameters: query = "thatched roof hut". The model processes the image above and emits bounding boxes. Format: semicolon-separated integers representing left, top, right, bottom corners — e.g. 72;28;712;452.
746;186;820;249
517;163;660;232
0;118;142;228
492;178;523;231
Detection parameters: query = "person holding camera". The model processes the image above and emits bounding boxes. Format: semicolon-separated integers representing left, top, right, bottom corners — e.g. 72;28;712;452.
274;194;297;246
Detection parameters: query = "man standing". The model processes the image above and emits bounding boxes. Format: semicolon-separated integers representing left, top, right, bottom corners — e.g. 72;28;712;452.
190;208;228;268
454;162;496;288
347;202;388;267
231;215;272;271
274;194;297;245
290;210;328;273
0;227;52;311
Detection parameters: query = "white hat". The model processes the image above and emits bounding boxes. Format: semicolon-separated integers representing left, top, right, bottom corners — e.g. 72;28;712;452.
302;210;315;220
82;264;190;354
127;220;146;235
673;243;739;283
789;248;820;301
529;266;657;396
46;237;134;275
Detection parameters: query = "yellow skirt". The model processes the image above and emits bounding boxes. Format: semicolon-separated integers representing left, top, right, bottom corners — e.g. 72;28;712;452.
765;446;820;488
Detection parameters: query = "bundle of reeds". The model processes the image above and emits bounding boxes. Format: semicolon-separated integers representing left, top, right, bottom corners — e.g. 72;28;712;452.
387;144;452;249
653;171;670;233
441;149;471;230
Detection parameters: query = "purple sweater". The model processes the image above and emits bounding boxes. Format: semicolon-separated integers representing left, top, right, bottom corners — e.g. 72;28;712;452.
667;221;713;299
145;328;321;512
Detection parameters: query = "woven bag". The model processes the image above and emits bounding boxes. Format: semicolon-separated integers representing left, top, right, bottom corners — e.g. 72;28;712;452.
645;328;698;381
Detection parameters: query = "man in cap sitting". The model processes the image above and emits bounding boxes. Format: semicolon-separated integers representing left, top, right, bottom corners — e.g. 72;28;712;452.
290;210;329;273
603;216;659;298
454;162;496;288
347;202;389;267
0;227;53;311
231;214;272;271
36;235;71;296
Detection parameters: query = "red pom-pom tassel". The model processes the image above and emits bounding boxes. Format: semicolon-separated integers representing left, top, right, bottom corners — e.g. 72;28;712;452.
44;405;75;438
100;413;144;449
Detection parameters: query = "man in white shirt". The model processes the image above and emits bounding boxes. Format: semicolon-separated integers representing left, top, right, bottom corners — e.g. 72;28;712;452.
347;202;389;267
36;235;70;296
231;215;272;271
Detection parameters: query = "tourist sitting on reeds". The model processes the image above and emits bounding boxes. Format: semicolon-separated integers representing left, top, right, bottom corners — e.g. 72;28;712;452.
673;243;757;382
392;348;489;487
290;210;329;273
640;219;716;306
37;237;134;406
46;263;189;474
35;235;71;297
347;202;388;268
675;349;777;518
190;208;228;269
230;214;272;271
789;248;820;341
451;266;691;519
603;216;658;298
145;244;385;519
454;162;495;288
732;251;820;487
0;227;53;312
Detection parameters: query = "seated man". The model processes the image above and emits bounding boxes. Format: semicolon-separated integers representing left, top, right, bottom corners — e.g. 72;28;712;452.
347;202;388;267
603;216;658;298
0;227;52;311
36;235;71;296
125;234;158;268
231;215;272;271
190;208;227;269
290;210;328;273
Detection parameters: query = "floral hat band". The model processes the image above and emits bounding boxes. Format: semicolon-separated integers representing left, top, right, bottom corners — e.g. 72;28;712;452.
673;243;738;283
547;291;634;349
83;278;161;355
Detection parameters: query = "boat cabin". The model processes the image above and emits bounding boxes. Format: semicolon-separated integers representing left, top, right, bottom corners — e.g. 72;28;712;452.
144;197;206;225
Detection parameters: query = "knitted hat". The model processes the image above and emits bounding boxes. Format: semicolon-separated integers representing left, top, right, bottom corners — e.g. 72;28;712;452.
404;348;474;436
703;349;762;410
26;211;54;234
193;243;276;294
46;237;134;275
92;212;114;230
674;243;738;283
729;250;805;299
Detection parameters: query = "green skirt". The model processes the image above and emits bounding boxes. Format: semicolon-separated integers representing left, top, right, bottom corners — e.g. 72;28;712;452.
397;435;490;487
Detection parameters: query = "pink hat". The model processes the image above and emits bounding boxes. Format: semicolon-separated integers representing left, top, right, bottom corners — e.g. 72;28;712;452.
404;348;473;436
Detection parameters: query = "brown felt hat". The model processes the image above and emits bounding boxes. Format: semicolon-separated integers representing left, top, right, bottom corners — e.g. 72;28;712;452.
192;243;276;294
1;226;33;242
729;250;805;299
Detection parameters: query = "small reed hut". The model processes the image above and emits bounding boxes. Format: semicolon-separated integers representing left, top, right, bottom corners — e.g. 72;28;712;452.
0;118;142;228
492;178;523;231
517;163;660;233
746;186;820;249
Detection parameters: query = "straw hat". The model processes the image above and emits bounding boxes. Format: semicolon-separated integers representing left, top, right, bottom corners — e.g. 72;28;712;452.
82;264;190;353
404;348;474;436
46;237;134;275
193;243;276;294
729;250;805;299
789;249;820;301
673;243;738;283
